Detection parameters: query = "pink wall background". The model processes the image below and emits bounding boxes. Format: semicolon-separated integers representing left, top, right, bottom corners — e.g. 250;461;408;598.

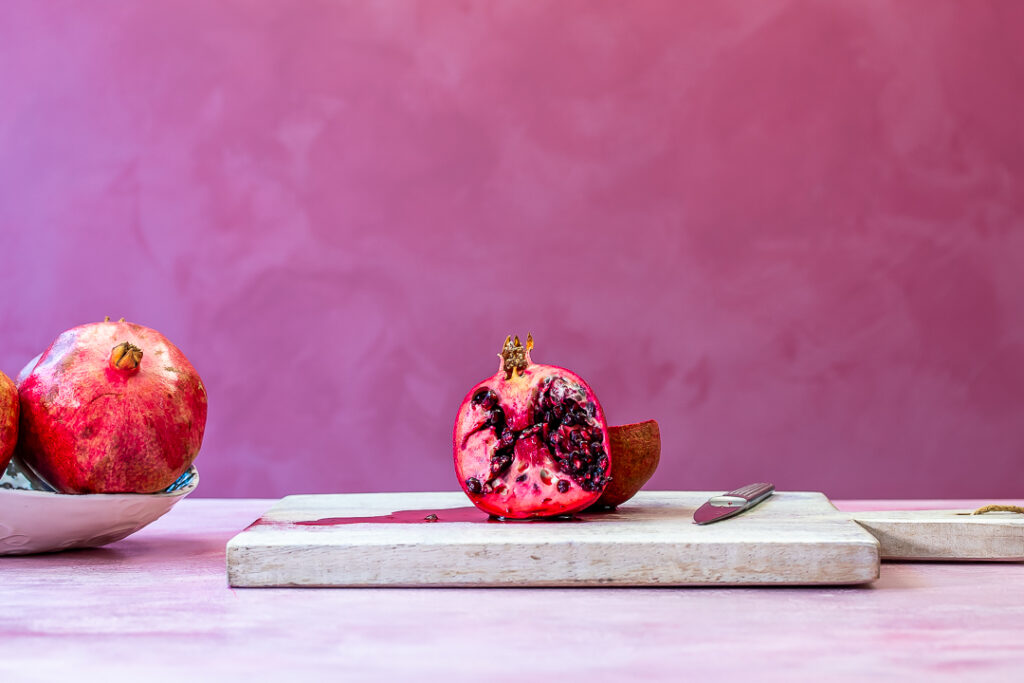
1;1;1023;499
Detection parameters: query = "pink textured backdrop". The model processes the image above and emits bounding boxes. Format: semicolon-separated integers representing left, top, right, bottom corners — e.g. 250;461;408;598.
1;1;1023;499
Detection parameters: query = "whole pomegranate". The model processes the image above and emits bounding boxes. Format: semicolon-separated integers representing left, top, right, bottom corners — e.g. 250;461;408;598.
0;371;17;473
454;335;611;519
17;318;207;494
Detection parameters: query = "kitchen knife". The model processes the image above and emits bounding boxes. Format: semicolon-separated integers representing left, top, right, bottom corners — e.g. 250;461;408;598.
693;483;775;525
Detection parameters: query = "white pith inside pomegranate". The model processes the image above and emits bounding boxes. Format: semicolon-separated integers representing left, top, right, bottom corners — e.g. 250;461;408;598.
453;335;611;519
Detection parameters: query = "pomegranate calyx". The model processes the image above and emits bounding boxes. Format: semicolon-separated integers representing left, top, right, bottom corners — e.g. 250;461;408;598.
498;333;534;379
110;341;143;372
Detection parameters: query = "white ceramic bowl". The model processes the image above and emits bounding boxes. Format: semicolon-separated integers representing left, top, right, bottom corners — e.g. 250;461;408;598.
0;457;198;555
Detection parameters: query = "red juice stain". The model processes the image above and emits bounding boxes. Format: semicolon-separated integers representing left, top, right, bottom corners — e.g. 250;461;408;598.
292;507;586;526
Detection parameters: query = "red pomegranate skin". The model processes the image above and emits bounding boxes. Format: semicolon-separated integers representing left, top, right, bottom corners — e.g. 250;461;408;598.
17;320;207;494
0;371;17;473
454;336;611;519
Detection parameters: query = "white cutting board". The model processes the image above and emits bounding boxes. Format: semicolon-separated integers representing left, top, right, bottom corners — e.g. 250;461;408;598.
227;491;880;587
851;509;1024;560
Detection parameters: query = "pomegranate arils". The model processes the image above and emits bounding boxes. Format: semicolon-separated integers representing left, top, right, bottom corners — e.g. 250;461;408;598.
533;377;609;493
472;389;499;409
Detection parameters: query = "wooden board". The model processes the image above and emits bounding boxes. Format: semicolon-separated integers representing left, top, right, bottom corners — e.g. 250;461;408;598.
852;509;1024;561
227;491;880;587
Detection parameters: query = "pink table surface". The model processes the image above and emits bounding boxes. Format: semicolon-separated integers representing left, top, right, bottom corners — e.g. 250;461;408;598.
1;498;1022;682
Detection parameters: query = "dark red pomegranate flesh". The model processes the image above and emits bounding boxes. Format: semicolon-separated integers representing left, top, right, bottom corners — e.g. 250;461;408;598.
454;335;611;519
0;371;17;473
17;318;208;494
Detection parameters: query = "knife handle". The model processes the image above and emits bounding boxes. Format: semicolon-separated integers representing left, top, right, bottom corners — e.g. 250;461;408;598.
709;482;774;508
730;482;774;501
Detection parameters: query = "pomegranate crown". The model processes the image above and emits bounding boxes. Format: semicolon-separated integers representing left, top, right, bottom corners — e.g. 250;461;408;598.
110;341;143;372
499;333;533;379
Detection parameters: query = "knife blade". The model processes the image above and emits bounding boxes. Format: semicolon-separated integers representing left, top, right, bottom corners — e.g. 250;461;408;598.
693;482;775;525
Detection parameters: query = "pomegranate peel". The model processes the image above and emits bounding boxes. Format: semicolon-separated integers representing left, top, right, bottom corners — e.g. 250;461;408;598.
591;419;661;509
0;371;17;473
454;335;612;519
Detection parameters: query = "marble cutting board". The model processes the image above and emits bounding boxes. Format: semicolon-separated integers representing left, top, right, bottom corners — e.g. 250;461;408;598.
226;490;881;587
